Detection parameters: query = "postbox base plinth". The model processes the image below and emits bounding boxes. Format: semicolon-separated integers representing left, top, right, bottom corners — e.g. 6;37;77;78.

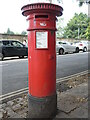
27;93;57;118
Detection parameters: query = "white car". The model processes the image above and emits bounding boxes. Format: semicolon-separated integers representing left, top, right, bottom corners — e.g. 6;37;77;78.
73;40;90;52
56;41;78;55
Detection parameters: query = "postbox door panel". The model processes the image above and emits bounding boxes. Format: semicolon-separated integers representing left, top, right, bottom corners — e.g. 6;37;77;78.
28;30;56;97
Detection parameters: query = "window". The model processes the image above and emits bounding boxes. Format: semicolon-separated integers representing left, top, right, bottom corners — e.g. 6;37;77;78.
59;42;63;44
3;41;10;46
11;41;23;47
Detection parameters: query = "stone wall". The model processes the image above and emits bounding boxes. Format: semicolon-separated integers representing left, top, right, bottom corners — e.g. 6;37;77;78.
57;37;80;43
0;33;27;43
0;33;85;43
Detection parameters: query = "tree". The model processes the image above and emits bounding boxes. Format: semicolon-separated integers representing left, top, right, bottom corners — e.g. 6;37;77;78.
77;0;90;6
56;17;64;38
6;28;14;35
21;31;27;35
85;21;90;39
63;13;89;39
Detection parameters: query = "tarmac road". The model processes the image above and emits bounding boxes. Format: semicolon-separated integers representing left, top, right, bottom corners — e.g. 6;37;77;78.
0;52;89;95
56;52;89;78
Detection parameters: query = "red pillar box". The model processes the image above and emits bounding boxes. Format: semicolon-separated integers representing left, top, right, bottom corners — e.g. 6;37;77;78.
21;3;63;118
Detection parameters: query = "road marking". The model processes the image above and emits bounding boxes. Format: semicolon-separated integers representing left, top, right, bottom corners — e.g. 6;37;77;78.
0;87;28;99
56;70;88;83
0;90;28;102
0;70;88;102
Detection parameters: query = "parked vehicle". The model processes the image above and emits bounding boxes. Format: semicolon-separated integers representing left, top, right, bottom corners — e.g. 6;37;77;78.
56;42;65;55
0;40;28;60
73;40;90;52
56;41;79;55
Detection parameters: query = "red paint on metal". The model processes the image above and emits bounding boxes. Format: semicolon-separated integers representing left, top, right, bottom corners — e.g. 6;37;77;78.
21;3;63;97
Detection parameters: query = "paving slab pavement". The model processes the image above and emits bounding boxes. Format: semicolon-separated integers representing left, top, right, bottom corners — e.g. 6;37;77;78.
55;82;88;119
0;73;88;119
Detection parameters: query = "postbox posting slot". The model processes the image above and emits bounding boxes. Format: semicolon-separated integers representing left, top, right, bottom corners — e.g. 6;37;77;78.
36;31;48;49
35;15;48;19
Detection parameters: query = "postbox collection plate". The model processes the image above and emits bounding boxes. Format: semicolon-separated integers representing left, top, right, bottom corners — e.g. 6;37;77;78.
36;31;48;49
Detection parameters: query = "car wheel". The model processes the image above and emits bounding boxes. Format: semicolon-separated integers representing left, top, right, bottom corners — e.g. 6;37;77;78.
0;53;4;61
83;47;87;52
75;47;79;53
22;56;24;58
59;49;64;55
19;56;24;58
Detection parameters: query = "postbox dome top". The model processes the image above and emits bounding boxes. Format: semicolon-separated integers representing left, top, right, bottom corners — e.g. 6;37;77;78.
21;3;63;17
